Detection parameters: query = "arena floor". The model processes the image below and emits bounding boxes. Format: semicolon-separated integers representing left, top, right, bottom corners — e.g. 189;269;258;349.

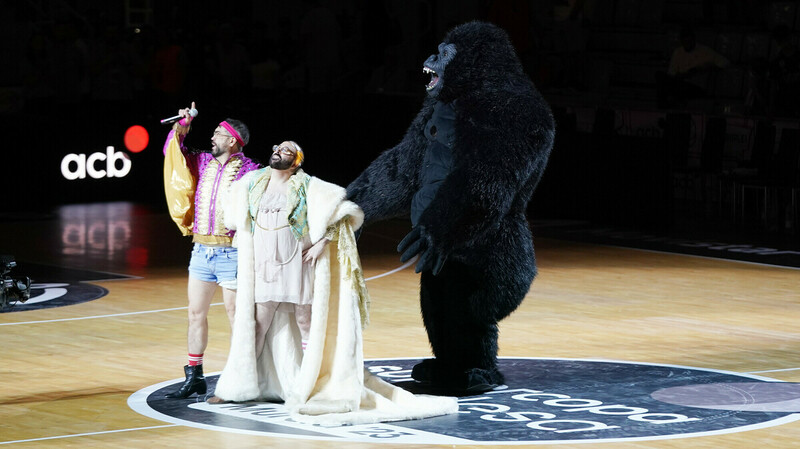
1;202;799;448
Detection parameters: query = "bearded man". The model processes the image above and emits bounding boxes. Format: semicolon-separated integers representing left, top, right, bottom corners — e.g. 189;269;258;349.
207;141;457;425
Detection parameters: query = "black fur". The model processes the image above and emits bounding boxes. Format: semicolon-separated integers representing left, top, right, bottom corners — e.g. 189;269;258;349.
347;21;554;392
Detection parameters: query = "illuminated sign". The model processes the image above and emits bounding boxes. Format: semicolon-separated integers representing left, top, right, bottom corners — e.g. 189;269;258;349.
61;146;132;180
60;125;149;180
124;125;149;153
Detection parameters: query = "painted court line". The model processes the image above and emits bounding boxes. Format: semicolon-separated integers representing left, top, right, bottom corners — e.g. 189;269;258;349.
0;305;194;327
747;367;800;374
0;425;178;445
362;256;417;281
0;258;417;327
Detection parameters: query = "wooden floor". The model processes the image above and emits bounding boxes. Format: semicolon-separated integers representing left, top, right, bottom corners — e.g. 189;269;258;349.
1;202;799;448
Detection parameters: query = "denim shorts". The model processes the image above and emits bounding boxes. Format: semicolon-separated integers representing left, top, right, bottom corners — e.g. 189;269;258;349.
188;243;238;289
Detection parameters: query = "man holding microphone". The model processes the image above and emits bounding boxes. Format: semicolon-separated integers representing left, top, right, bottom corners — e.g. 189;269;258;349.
162;102;260;399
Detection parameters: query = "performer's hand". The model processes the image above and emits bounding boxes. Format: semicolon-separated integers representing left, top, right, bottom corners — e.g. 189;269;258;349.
173;101;196;136
398;225;447;275
303;238;329;264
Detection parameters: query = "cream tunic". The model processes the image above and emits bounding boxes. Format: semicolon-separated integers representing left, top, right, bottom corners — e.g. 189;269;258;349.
253;192;314;304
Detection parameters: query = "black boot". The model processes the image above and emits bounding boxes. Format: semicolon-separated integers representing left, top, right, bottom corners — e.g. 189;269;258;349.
165;365;207;399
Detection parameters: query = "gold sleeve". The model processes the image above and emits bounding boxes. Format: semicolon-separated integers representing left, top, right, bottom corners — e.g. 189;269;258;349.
163;133;196;236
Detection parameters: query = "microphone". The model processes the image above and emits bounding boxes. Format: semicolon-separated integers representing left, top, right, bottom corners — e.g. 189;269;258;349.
161;108;198;125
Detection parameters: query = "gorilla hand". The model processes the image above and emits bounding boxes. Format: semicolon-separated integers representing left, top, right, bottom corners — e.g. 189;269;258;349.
398;225;447;275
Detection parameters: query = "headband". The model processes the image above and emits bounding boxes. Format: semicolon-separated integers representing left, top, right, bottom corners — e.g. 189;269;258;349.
291;142;305;167
219;121;245;148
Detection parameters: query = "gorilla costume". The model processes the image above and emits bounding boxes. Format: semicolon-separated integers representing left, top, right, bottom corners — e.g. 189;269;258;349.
347;21;554;394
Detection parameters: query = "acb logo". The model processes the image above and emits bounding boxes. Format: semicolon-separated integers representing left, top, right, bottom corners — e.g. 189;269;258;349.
60;125;149;181
61;146;131;180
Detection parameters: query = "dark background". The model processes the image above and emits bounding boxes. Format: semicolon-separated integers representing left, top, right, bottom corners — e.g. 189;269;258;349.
2;0;799;239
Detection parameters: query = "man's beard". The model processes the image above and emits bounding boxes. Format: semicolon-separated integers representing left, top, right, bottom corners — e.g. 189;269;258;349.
270;156;294;170
211;144;223;158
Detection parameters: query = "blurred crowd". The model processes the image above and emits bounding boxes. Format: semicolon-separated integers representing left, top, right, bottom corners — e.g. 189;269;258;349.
6;0;800;120
11;0;445;119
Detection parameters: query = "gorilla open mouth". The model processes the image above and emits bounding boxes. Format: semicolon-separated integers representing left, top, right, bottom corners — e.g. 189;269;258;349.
423;66;439;91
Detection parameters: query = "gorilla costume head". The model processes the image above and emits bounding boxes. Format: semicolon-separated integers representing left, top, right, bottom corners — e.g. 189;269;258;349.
423;21;528;103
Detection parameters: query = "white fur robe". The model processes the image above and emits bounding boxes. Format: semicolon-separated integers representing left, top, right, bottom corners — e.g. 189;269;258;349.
213;171;457;425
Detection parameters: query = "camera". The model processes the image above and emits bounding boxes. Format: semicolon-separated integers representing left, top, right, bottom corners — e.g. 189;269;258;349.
1;255;31;311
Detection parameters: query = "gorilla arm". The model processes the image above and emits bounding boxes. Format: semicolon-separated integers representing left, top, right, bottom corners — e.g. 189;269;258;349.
346;104;432;225
346;141;422;225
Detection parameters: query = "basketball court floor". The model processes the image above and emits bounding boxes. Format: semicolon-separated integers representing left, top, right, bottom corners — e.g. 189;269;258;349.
2;202;799;448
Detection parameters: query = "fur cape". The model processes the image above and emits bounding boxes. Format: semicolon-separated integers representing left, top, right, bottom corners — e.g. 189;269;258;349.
213;169;457;425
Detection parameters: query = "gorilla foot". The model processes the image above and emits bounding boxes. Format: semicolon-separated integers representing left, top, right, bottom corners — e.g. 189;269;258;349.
461;367;504;394
411;359;438;384
412;360;505;395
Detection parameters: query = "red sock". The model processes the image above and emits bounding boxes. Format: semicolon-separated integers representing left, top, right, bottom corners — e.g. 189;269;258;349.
188;353;203;366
